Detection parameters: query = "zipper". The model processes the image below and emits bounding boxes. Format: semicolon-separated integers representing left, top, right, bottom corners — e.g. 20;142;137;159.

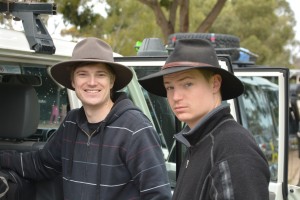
174;147;192;199
186;159;189;168
185;148;191;168
78;127;98;200
80;127;97;146
87;135;91;146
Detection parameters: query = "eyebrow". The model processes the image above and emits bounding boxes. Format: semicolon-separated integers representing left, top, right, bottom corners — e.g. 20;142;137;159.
164;75;194;85
75;69;108;73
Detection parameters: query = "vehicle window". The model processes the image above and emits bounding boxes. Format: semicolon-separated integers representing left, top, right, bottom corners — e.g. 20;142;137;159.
1;62;69;140
237;76;279;182
288;83;300;186
288;130;300;186
23;64;69;126
128;65;176;188
130;66;176;156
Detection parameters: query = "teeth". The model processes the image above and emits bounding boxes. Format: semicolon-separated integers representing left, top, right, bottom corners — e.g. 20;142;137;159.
85;90;100;93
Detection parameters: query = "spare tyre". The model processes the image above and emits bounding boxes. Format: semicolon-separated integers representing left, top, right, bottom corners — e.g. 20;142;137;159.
167;33;240;61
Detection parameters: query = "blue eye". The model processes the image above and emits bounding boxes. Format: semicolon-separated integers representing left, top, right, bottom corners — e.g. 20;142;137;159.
165;86;174;91
97;73;107;77
184;82;193;87
78;73;86;76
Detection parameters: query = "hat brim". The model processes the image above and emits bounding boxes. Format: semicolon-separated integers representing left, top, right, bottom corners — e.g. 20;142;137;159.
50;59;133;91
138;65;244;100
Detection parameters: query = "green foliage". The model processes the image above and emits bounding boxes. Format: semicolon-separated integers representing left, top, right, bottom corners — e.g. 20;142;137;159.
103;0;164;55
54;0;164;55
52;0;298;66
211;0;296;67
160;0;172;9
54;0;102;37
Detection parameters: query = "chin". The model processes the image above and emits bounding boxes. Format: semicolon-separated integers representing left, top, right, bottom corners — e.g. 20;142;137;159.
176;114;189;121
82;101;100;107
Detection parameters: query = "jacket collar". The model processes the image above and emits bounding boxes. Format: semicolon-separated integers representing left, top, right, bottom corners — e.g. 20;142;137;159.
75;92;133;133
174;104;232;147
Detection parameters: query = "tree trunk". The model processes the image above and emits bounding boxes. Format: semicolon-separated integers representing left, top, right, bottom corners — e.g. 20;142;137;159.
179;0;189;32
169;0;180;33
139;0;227;42
138;0;174;42
195;0;227;33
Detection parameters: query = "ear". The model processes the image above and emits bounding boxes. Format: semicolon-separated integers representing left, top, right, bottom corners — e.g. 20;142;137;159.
212;74;222;93
110;75;116;89
71;80;75;89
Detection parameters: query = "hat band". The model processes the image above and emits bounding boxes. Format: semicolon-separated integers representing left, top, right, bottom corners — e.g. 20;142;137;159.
162;61;212;69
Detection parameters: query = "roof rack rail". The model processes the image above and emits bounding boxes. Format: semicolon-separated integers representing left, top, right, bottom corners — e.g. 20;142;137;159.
0;1;57;54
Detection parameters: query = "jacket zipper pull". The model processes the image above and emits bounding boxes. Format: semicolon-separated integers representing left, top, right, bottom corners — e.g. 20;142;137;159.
87;135;91;146
186;148;191;168
186;159;189;168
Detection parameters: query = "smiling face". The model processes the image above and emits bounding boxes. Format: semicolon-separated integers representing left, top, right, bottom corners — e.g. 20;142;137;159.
71;63;115;110
163;69;222;128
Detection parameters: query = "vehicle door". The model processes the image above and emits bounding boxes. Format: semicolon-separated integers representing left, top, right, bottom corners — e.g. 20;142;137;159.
233;67;299;200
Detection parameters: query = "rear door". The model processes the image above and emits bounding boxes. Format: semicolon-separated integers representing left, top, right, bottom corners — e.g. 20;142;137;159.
234;67;291;200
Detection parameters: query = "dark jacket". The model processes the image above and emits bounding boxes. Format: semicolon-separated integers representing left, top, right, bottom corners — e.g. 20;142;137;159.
172;105;270;200
0;92;172;200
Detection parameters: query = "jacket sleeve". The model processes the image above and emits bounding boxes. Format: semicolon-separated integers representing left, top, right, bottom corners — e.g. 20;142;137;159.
209;155;270;200
125;113;172;200
0;125;64;181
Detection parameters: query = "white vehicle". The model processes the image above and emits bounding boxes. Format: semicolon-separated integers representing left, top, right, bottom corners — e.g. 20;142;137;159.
0;2;299;199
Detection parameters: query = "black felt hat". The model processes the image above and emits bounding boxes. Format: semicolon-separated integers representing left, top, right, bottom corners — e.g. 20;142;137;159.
138;39;244;100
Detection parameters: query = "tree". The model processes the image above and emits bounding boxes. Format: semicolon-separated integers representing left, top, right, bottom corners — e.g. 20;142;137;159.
1;0;297;66
55;0;166;54
211;0;296;66
137;0;227;42
54;0;228;54
54;0;297;67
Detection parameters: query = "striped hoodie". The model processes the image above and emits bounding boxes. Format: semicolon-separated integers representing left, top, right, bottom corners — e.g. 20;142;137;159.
0;92;172;200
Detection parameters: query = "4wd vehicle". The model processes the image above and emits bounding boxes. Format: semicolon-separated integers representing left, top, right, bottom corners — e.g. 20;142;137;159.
0;3;299;199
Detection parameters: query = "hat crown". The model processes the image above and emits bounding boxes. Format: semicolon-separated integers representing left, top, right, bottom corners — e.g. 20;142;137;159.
166;39;220;68
50;37;133;91
72;37;114;62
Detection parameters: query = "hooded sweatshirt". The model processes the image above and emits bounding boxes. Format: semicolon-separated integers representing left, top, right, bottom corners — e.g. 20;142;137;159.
0;92;172;200
172;105;270;200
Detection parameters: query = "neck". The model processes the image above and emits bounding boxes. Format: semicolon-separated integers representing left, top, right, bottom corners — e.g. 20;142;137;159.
84;100;114;123
187;97;222;129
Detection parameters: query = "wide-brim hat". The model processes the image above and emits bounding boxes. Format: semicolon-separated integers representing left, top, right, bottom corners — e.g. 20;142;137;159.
51;37;133;91
138;39;244;100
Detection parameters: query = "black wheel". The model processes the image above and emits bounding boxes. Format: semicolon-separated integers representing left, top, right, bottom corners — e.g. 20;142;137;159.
167;33;240;61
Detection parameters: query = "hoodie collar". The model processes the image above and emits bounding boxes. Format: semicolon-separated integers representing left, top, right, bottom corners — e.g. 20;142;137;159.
174;104;232;147
75;92;136;132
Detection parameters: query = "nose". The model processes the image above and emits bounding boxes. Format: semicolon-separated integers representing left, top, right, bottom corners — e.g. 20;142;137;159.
87;75;96;85
171;88;183;102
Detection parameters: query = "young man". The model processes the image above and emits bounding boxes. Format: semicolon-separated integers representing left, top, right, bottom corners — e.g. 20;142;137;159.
0;38;172;199
139;39;270;200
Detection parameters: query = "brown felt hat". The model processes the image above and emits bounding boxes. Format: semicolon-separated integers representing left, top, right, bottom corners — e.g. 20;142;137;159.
50;37;133;91
138;38;244;100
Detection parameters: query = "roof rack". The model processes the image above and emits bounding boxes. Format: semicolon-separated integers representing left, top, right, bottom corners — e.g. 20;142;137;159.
0;1;56;54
